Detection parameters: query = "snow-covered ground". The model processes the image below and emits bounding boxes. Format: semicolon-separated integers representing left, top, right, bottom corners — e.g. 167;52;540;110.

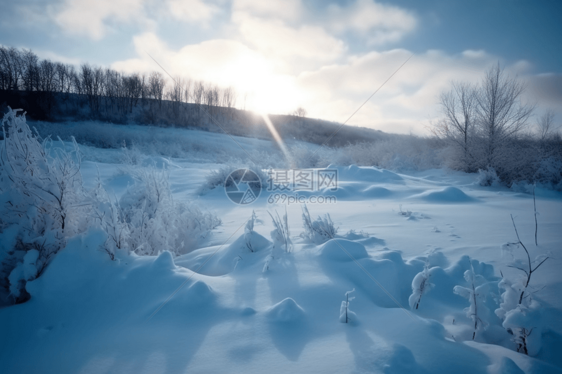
1;128;561;374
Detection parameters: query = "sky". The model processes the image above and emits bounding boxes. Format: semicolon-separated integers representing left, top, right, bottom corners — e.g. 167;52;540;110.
1;0;561;134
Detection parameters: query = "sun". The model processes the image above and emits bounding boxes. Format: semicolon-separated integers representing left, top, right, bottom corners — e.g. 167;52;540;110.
220;53;303;116
249;77;302;116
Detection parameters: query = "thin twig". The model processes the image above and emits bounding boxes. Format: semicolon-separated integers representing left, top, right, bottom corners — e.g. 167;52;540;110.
533;184;538;246
509;214;549;304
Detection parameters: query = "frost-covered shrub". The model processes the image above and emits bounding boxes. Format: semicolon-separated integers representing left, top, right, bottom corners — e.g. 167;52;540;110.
335;136;443;172
496;276;543;355
495;272;545;356
198;165;269;195
114;167;221;256
287;143;331;168
502;301;543;356
494;215;549;355
300;204;338;244
244;210;257;252
269;209;292;253
453;263;490;340
409;260;435;310
0;108;91;302
92;179;129;260
477;167;501;187
120;142;145;166
7;249;39;298
533;157;562;189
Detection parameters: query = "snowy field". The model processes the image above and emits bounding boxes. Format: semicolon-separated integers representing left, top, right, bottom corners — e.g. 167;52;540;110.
1;122;562;374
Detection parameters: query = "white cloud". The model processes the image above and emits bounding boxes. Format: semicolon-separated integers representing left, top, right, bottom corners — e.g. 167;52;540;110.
167;0;220;24
235;14;346;65
230;0;346;73
232;0;303;21
327;0;417;45
296;49;541;134
53;0;147;40
525;73;562;113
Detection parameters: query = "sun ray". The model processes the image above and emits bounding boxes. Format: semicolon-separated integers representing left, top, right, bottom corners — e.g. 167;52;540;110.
261;113;294;168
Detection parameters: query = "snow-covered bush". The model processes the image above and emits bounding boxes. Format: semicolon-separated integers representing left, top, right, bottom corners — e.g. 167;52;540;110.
494;215;549;355
244;210;257;252
0;108;91;302
198;164;269;195
409;260;435;310
300;204;338;244
339;288;356;323
453;262;490;340
0;108;221;304
502;300;543;356
334;136;443;172
92;178;129;260
120;141;145;166
496;276;543;355
477;167;501;187
533;156;562;189
495;278;520;321
287;143;331;168
269;209;292;253
115;167;221;256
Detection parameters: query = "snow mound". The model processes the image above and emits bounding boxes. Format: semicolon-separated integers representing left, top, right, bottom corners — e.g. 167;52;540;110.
322;185;353;199
339;165;403;183
362;185;393;198
318;239;368;262
490;357;525;374
382;344;423;374
176;232;272;276
186;281;215;305
241;307;257;316
151;251;176;272
413;186;474;203
266;298;306;322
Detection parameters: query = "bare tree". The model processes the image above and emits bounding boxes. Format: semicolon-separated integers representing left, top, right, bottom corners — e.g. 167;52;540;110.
474;63;534;169
222;86;236;109
38;60;57;115
148;71;165;107
0;47;22;91
21;49;39;92
139;72;148;106
123;73;142;113
70;66;82;95
55;62;73;107
292;107;307;118
434;82;477;171
54;62;67;94
80;64;104;114
537;110;558;142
